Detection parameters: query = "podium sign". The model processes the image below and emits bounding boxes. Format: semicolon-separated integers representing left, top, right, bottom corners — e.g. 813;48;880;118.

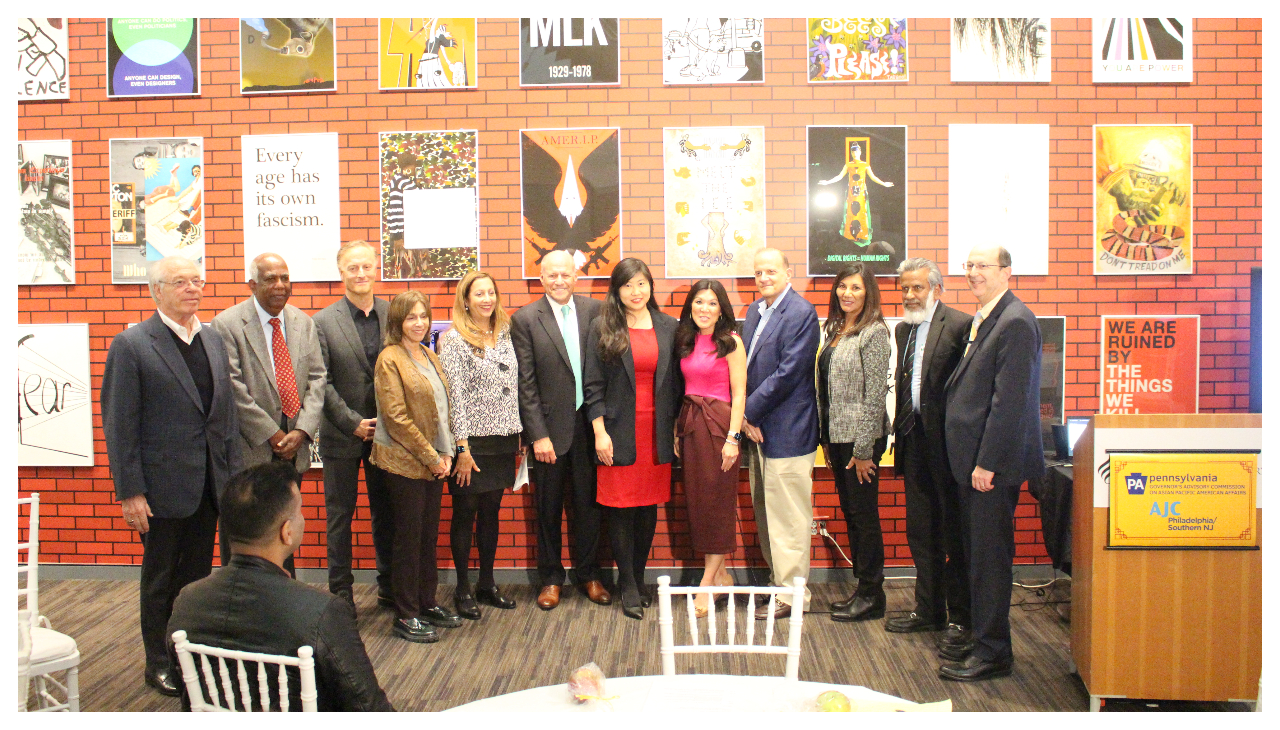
1108;451;1258;548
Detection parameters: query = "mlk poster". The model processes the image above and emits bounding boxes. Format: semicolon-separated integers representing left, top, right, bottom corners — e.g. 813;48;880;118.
947;125;1049;276
1100;315;1199;415
18;323;93;467
379;131;479;281
378;18;477;90
521;128;621;279
241;133;340;282
663;126;765;278
806;125;907;277
661;18;764;85
520;18;619;86
807;18;908;83
1093;18;1192;83
240;18;335;94
109;137;203;284
951;18;1051;83
19;18;69;100
18;140;74;285
106;18;200;97
1094;124;1193;275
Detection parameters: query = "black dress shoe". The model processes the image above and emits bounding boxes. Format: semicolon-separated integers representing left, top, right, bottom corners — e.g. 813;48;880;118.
937;623;972;647
829;593;857;612
454;592;482;620
830;592;886;623
620;586;644;620
145;666;182;697
475;586;517;610
421;605;463;628
885;612;946;633
938;654;1013;682
639;590;652;608
938;640;976;662
393;617;440;643
334;588;357;616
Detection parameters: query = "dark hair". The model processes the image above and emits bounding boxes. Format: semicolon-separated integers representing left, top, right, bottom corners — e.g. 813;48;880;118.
822;262;884;344
218;462;299;545
675;279;739;359
596;258;659;363
385;290;431;347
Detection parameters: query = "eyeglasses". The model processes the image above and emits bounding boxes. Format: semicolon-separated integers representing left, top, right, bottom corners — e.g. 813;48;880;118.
164;277;206;290
961;262;1007;273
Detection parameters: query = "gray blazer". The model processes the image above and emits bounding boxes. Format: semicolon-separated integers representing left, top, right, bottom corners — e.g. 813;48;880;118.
313;297;391;460
820;321;892;459
211;299;327;474
102;313;242;519
510;294;602;455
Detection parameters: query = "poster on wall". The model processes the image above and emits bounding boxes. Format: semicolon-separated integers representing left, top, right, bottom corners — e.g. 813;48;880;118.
240;18;335;94
241;133;340;282
109;137;203;284
521;128;621;279
378;18;477;90
1100;315;1199;415
807;18;908;83
1094;124;1193;275
1039;316;1066;434
948;124;1049;276
19;18;70;100
806;125;907;277
520;18;619;86
1093;18;1192;83
18;323;94;467
663;126;765;279
18;140;74;285
106;18;200;97
951;18;1051;83
380;131;479;281
661;18;764;85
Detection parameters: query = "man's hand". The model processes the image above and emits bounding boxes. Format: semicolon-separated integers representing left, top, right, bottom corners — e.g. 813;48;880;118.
742;422;764;444
971;466;995;492
431;454;452;480
274;429;308;460
354;418;376;441
532;437;557;464
122;494;153;535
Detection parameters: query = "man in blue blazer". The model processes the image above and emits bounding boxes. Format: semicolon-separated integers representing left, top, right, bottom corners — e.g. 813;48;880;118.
741;248;821;619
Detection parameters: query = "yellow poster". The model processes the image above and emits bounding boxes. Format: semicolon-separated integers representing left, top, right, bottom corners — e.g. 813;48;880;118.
1109;451;1258;548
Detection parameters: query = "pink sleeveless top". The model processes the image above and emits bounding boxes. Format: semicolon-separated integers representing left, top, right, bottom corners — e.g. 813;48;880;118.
680;334;732;402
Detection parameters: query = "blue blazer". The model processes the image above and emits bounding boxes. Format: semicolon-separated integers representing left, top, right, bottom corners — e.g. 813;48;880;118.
742;288;820;459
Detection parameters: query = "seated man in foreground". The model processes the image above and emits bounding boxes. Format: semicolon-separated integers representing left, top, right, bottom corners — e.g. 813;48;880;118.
167;461;394;711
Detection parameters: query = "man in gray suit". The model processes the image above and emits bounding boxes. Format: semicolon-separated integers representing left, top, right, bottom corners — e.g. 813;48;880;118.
211;252;326;567
312;241;395;610
103;255;242;696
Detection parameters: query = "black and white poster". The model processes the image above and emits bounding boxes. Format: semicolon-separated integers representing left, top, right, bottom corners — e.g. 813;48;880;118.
241;133;341;282
18;323;93;467
520;18;619;86
18;140;74;285
1093;18;1192;83
18;18;69;101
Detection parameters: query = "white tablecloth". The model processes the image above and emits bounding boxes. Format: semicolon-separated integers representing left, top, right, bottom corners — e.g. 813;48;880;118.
448;674;914;712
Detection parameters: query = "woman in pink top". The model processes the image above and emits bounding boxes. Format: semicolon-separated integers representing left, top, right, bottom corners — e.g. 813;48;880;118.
674;280;747;617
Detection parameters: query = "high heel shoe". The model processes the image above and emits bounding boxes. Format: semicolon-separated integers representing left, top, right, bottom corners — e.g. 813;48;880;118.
621;586;644;620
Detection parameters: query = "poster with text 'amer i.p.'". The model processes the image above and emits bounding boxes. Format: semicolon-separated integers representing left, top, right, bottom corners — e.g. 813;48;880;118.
1100;315;1199;415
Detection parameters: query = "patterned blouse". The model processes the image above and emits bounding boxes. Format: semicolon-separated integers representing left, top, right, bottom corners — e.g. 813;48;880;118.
438;326;522;442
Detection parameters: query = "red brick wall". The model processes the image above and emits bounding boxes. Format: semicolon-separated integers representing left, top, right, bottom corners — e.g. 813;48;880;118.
18;18;1260;574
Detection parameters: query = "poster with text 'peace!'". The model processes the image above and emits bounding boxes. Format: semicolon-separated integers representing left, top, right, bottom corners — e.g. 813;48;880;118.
241;133;340;282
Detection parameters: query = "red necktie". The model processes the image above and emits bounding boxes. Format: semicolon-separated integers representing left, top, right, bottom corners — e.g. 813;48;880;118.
269;317;301;419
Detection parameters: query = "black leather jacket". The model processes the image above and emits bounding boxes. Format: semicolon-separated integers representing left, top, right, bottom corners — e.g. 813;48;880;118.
167;554;393;711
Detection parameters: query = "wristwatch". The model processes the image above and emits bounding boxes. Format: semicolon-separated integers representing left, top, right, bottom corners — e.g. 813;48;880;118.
456;444;468;455
726;431;742;443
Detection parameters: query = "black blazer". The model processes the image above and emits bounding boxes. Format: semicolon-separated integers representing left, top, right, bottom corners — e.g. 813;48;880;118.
510;294;603;455
943;290;1045;488
313;297;391;459
892;302;971;470
582;311;681;467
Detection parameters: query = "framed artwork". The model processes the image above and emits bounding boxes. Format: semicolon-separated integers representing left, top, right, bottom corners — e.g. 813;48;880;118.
19;18;70;100
241;133;341;282
951;18;1051;83
18;322;94;467
807;18;907;83
662;18;764;85
109;137;203;283
18;140;74;285
240;18;335;94
520;18;619;86
1093;18;1192;83
107;18;200;97
378;18;477;90
379;131;479;281
1094;124;1193;274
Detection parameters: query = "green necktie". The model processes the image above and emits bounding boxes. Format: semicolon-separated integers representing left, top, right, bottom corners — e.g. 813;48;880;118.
562;304;583;409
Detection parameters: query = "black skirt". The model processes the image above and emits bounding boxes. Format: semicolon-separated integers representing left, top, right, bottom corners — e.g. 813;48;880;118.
447;433;520;496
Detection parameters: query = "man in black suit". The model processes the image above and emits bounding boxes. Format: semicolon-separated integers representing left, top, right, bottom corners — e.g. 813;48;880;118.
511;250;611;610
102;255;242;696
884;258;972;641
313;241;395;613
939;245;1043;682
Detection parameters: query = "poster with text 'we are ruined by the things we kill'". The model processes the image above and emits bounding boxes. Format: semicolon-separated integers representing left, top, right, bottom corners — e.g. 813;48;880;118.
1100;315;1199;415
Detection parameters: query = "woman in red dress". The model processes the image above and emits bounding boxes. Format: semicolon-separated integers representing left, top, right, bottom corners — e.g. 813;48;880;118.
583;258;681;620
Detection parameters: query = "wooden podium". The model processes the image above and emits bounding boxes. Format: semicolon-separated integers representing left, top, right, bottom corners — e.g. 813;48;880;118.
1071;413;1262;711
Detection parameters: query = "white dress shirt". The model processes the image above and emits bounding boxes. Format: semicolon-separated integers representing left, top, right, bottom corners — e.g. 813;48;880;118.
157;309;202;345
910;299;940;413
253;296;287;381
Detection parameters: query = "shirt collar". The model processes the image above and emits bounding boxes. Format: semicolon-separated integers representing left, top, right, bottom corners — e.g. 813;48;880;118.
157;309;201;344
976;288;1008;321
758;283;792;313
345;294;377;319
546;294;576;314
252;296;284;329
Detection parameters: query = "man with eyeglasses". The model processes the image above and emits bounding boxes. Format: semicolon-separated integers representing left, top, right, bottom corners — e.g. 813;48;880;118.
939;245;1043;682
102;255;242;696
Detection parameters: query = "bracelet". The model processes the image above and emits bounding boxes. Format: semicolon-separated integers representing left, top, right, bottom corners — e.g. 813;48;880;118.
725;438;739;446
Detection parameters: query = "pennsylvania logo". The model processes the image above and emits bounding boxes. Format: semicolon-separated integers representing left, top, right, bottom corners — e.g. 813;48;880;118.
1126;473;1147;495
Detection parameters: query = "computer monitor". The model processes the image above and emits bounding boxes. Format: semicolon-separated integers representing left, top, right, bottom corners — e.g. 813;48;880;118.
1066;417;1090;457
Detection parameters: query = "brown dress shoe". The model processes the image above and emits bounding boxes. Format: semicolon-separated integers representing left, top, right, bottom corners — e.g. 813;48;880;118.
754;601;792;620
580;580;612;605
536;585;561;610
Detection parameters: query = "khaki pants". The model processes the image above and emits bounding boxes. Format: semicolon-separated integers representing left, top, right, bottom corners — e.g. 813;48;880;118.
747;443;816;607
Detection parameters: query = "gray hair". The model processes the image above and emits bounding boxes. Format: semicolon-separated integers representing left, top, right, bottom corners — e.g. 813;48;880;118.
335;239;377;268
247;252;286;283
147;256;196;303
896;257;944;291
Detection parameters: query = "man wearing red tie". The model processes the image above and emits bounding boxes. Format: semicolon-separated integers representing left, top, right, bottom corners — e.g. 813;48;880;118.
211;252;327;569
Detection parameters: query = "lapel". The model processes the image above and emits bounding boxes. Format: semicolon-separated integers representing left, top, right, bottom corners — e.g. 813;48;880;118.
146;314;205;414
199;321;226;419
652;314;673;395
283;305;309;390
742;299;760;352
896;322;912;390
241;300;277;393
574;295;595;358
336;297;374;377
535;296;573;371
920;302;949;388
750;290;790;363
946;291;1014;392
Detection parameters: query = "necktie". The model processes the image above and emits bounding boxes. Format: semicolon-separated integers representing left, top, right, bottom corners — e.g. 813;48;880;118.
269;317;302;419
964;311;984;357
894;325;918;435
561;304;583;410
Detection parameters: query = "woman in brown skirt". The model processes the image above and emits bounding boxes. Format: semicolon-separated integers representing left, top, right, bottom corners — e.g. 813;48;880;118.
674;280;747;617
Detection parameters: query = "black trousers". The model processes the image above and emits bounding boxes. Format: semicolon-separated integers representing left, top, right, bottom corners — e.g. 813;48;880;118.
385;472;444;619
141;480;218;671
900;425;970;626
450;490;503;592
828;436;889;591
956;473;1021;664
531;408;604;586
323;443;395;595
605;505;658;594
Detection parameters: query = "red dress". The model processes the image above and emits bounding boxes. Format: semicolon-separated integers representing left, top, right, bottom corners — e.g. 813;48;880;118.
597;327;672;508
